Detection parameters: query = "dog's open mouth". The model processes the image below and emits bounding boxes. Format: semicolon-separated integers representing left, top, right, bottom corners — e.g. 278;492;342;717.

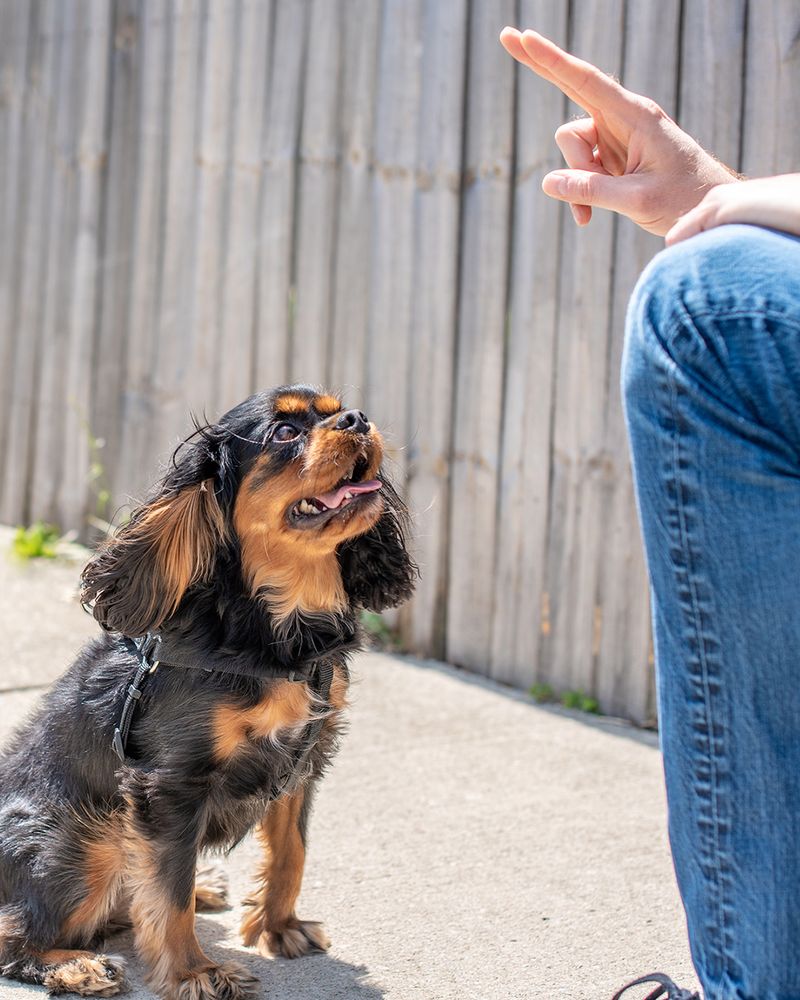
289;453;382;528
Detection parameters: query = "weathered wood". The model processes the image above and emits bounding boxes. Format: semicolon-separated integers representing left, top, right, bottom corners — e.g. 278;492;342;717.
365;0;424;634
537;0;625;697
90;0;142;522
0;0;32;485
2;1;792;722
183;0;237;432
488;0;569;688
149;0;202;456
113;1;169;507
58;0;113;533
365;0;422;464
290;0;342;386
328;0;381;398
254;0;308;390
29;0;82;525
365;0;423;482
596;0;681;723
445;0;516;670
401;0;467;657
215;0;272;413
1;1;61;524
741;0;800;176
678;0;746;171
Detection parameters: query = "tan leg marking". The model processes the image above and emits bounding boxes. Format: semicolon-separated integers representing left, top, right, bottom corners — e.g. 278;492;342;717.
126;829;257;1000
240;789;330;959
62;821;126;942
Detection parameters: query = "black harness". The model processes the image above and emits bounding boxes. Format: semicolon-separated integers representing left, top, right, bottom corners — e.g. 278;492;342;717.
112;633;335;785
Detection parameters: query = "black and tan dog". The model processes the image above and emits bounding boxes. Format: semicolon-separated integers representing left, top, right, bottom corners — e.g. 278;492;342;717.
0;386;415;999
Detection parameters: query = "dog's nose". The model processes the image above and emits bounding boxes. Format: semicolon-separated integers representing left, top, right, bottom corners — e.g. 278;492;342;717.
335;409;370;434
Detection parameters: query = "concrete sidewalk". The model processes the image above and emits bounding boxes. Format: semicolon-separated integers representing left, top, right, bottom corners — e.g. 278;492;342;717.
0;527;699;1000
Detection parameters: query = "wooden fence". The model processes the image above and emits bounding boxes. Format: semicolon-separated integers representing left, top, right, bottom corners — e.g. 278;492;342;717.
1;0;798;721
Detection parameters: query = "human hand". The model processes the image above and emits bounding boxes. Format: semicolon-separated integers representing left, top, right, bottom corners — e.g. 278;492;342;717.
665;174;800;245
499;27;738;236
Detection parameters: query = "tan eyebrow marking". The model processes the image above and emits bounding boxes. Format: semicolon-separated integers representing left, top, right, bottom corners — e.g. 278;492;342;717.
314;395;342;416
273;395;311;416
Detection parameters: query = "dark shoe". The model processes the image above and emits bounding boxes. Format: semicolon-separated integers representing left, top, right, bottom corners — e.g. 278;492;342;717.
611;972;700;1000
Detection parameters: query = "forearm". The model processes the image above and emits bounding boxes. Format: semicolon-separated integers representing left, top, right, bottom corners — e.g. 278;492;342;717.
666;174;800;245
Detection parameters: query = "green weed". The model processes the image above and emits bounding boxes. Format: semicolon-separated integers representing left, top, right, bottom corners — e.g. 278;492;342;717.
12;522;60;560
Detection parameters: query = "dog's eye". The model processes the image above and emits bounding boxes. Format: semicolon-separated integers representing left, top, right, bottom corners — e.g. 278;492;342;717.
272;422;301;443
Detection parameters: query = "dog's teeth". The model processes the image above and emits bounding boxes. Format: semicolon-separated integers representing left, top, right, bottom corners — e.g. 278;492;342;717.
298;499;318;516
344;491;353;500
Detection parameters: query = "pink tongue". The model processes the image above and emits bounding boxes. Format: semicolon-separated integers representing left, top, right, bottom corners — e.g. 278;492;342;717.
314;479;382;510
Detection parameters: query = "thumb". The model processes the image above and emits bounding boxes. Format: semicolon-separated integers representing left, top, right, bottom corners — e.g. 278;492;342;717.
542;168;634;215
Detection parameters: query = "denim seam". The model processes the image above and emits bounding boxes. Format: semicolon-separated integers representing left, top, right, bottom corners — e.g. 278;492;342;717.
658;324;735;987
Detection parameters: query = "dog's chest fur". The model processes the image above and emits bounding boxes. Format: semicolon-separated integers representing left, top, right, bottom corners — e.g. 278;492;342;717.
197;669;349;849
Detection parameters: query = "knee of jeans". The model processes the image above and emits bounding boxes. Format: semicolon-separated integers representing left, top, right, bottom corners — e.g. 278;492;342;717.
622;225;764;409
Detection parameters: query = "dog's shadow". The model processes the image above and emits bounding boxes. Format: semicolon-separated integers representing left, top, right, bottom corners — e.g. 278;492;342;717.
99;914;386;1000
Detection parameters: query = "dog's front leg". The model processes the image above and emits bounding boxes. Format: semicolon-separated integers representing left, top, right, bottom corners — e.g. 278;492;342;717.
125;785;257;1000
240;784;330;958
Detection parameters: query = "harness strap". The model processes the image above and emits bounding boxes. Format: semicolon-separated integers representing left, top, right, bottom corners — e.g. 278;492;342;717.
112;636;160;761
112;633;336;769
144;634;316;682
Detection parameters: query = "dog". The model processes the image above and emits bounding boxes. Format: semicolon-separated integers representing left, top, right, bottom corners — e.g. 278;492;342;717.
0;386;415;1000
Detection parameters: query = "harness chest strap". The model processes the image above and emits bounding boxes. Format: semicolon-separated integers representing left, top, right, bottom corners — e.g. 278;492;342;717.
112;634;333;763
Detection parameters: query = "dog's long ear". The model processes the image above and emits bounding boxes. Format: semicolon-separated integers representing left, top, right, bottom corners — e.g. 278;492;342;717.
338;477;417;612
81;431;229;636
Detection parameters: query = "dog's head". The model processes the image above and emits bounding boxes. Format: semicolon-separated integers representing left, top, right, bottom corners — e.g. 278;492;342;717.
81;386;416;637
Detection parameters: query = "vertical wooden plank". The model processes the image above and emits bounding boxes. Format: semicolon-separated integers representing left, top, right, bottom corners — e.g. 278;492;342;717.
181;0;237;428
365;0;423;475
741;1;800;176
58;0;113;532
1;1;61;524
148;0;202;456
254;0;308;390
215;0;272;413
290;0;342;386
445;0;516;670
401;0;468;656
537;0;624;697
113;1;169;506
488;0;568;687
327;0;380;398
678;0;746;171
596;0;681;723
0;1;32;485
91;0;142;523
29;0;82;525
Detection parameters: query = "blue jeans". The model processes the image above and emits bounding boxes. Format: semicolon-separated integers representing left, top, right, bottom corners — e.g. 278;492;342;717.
622;225;800;1000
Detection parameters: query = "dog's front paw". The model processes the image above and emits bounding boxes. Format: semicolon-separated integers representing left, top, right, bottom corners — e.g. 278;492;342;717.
171;962;258;1000
254;919;330;960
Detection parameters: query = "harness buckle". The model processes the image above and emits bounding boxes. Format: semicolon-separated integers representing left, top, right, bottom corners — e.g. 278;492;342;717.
136;632;162;669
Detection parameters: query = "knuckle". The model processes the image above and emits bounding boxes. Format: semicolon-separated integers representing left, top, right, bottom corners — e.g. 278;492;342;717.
574;173;596;202
638;97;667;121
627;182;654;216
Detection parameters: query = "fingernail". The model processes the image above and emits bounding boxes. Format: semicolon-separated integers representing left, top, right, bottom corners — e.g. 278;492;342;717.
542;173;566;197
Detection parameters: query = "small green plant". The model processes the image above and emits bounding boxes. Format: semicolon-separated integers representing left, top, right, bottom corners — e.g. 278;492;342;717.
529;682;555;704
360;611;401;650
561;689;601;714
12;522;60;560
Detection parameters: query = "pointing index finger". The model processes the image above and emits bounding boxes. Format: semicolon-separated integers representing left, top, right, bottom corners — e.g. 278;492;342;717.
501;27;634;118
